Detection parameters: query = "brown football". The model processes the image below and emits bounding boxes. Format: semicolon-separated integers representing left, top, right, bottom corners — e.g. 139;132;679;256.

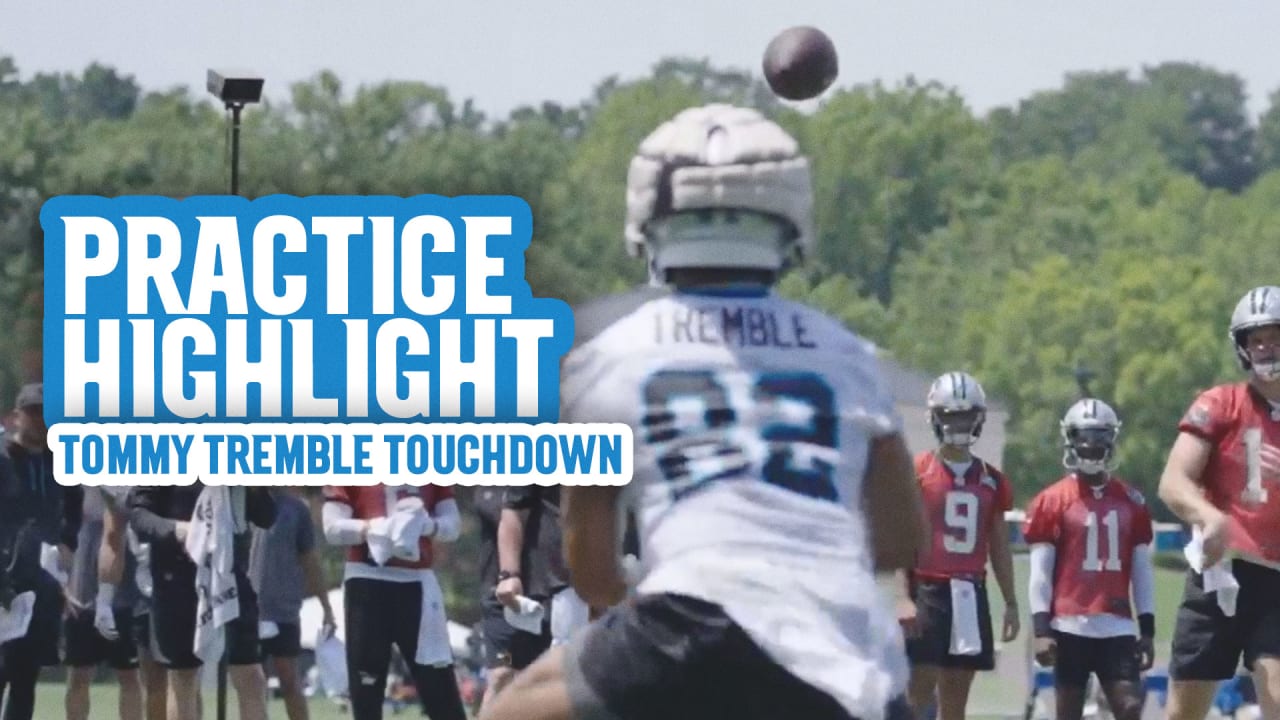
762;26;839;101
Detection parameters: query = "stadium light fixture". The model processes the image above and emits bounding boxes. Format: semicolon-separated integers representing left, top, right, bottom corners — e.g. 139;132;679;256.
206;68;264;196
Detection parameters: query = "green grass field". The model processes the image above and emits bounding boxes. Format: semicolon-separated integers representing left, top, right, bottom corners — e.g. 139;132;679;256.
32;682;362;719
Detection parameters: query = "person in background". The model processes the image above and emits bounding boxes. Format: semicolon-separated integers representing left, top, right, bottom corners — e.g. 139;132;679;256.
474;487;522;713
899;372;1019;720
480;104;925;720
129;483;276;720
63;486;146;720
321;483;467;720
0;382;83;720
104;488;168;720
249;487;336;720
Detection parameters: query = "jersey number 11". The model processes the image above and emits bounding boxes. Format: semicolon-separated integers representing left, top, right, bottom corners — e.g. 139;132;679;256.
1083;510;1121;572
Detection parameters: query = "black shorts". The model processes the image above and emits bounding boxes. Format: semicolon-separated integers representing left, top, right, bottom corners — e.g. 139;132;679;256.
481;594;551;670
0;569;64;669
904;578;995;671
64;606;140;670
133;613;151;656
1170;559;1280;680
150;569;261;669
1052;632;1141;688
563;592;911;720
260;621;302;659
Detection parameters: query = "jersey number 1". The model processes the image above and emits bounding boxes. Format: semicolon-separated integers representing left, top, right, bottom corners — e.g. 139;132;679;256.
1083;510;1122;572
1242;428;1268;504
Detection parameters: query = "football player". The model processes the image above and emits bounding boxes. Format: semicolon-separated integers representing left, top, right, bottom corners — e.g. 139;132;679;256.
321;484;467;720
1024;398;1156;720
478;104;926;720
899;372;1019;720
1159;286;1280;719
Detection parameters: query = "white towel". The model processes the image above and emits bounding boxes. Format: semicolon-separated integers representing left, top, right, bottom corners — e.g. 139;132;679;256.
127;527;153;599
366;498;429;566
258;621;280;640
39;543;66;586
550;586;591;647
185;485;240;664
0;591;35;644
948;578;982;656
314;630;348;698
413;571;454;666
1184;526;1240;616
502;595;546;634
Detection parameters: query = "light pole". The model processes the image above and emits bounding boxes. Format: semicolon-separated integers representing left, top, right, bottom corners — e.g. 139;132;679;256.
207;69;264;196
203;66;263;720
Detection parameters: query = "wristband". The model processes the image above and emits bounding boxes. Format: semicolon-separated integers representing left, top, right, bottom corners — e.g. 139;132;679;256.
96;583;116;606
1032;612;1053;638
1139;613;1155;639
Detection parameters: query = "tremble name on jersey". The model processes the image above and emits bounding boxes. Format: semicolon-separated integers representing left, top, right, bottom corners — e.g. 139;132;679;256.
652;302;817;349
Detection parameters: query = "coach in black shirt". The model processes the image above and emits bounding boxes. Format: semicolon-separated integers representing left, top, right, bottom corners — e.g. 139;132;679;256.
129;483;276;720
0;382;84;720
475;487;539;710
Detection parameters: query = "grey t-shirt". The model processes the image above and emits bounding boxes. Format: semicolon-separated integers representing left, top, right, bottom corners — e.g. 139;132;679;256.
68;486;143;614
248;492;314;624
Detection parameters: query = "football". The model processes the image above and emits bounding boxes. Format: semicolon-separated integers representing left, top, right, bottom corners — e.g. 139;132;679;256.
762;26;839;101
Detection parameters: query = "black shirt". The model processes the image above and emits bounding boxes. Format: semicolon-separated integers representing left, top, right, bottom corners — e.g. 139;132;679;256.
129;483;276;579
0;439;83;591
503;485;566;599
474;487;505;593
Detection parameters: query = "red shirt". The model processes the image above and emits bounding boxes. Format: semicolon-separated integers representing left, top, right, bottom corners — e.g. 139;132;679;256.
1178;383;1280;563
323;484;454;570
1023;475;1153;619
912;452;1013;581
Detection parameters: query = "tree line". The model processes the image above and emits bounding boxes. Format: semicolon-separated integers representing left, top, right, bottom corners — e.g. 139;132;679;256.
4;53;1280;620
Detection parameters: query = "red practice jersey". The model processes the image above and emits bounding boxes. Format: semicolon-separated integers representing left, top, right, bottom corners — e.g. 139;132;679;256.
1178;382;1280;564
323;484;455;570
1023;475;1153;619
913;452;1014;581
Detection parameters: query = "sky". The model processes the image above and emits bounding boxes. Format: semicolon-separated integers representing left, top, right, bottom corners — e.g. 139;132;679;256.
3;0;1279;120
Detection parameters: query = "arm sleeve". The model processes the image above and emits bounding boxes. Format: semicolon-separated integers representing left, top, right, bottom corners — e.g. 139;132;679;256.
429;499;461;543
128;488;179;543
848;340;904;439
1132;500;1155;547
1177;389;1232;443
1132;543;1156;617
322;501;366;546
1028;543;1057;616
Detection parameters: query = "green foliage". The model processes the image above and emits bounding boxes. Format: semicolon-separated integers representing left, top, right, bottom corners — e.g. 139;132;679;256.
4;52;1280;613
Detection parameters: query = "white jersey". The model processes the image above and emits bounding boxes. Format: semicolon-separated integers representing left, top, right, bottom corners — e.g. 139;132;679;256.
561;285;908;720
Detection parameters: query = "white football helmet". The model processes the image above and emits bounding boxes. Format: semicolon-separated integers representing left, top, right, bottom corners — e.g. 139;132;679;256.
1061;398;1121;475
624;104;814;285
926;371;987;447
1230;286;1280;382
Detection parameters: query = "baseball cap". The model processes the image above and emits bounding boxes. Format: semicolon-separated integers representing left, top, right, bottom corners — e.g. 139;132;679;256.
15;383;42;409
